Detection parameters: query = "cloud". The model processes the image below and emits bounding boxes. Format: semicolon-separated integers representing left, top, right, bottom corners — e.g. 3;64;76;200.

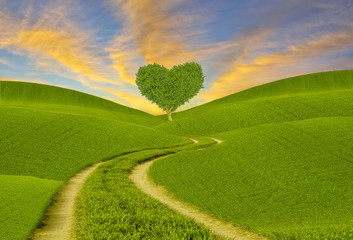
108;0;207;80
0;77;48;84
111;90;164;115
197;1;353;102
2;0;353;115
93;84;164;115
0;0;170;114
3;29;114;82
107;33;141;86
200;29;353;101
117;0;195;66
0;1;123;88
0;58;9;66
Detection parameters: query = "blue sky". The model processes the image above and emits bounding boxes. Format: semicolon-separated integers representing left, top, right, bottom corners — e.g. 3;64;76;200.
1;0;353;114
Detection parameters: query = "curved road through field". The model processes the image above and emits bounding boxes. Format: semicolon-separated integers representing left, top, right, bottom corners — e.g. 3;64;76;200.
129;137;268;240
31;137;267;240
31;161;106;240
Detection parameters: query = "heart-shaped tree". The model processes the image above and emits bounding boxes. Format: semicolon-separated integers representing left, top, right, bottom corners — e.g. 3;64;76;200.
136;62;204;120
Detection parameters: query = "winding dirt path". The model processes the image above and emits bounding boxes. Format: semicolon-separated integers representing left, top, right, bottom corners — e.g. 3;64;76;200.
31;161;105;240
31;137;267;240
30;139;202;239
129;137;268;240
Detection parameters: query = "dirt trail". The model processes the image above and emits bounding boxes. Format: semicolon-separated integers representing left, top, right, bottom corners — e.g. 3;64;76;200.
31;161;105;240
129;137;268;240
31;137;266;240
30;138;202;239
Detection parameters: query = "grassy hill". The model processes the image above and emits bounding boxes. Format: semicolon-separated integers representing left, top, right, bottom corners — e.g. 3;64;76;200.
0;81;202;239
156;90;353;135
151;117;353;239
2;70;353;240
171;70;353;119
0;107;189;181
156;70;353;135
150;70;353;239
0;175;62;240
0;81;162;127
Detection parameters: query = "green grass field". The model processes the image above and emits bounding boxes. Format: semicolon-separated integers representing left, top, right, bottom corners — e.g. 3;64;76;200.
149;70;353;239
0;175;62;240
1;81;162;127
0;84;196;239
1;70;353;239
75;138;217;239
0;107;188;181
168;70;353;120
156;90;353;135
151;117;353;239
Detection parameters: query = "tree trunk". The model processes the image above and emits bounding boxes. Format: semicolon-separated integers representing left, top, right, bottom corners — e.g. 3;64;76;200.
167;108;173;121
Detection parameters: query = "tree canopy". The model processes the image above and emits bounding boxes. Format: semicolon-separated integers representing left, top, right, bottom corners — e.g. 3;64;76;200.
136;62;204;120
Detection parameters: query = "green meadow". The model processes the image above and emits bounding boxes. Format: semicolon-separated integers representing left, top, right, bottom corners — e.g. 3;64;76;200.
0;107;187;180
0;175;62;240
151;117;353;239
1;81;162;127
1;70;353;239
149;70;353;239
75;138;216;239
168;70;353;120
0;82;194;239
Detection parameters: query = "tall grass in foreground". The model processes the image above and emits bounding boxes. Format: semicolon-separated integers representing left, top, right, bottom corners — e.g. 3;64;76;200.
151;117;353;239
75;139;217;239
0;106;189;239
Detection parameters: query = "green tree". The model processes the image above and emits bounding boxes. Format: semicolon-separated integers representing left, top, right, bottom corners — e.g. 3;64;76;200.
136;62;204;121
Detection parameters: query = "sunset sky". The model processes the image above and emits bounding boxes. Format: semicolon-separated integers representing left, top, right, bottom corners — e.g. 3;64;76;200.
1;0;353;114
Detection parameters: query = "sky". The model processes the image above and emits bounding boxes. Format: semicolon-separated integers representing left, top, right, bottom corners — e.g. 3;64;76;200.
1;0;353;115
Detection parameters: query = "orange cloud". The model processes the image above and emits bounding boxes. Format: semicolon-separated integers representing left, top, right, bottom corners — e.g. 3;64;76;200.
0;2;161;114
200;30;353;101
0;77;48;84
1;28;120;86
94;85;164;115
0;1;123;88
109;0;200;73
106;30;143;86
109;50;138;86
113;91;164;115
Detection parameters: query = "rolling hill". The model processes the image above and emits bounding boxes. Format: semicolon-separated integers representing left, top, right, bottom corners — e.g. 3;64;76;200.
150;70;353;239
156;70;353;135
1;70;353;239
0;82;197;239
170;70;353;119
0;81;162;127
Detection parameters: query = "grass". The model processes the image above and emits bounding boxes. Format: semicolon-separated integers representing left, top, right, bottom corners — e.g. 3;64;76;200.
74;138;217;239
1;81;163;127
167;70;353;120
0;106;188;181
149;71;353;239
150;117;353;239
0;105;189;238
0;175;62;240
2;70;353;239
156;90;353;135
